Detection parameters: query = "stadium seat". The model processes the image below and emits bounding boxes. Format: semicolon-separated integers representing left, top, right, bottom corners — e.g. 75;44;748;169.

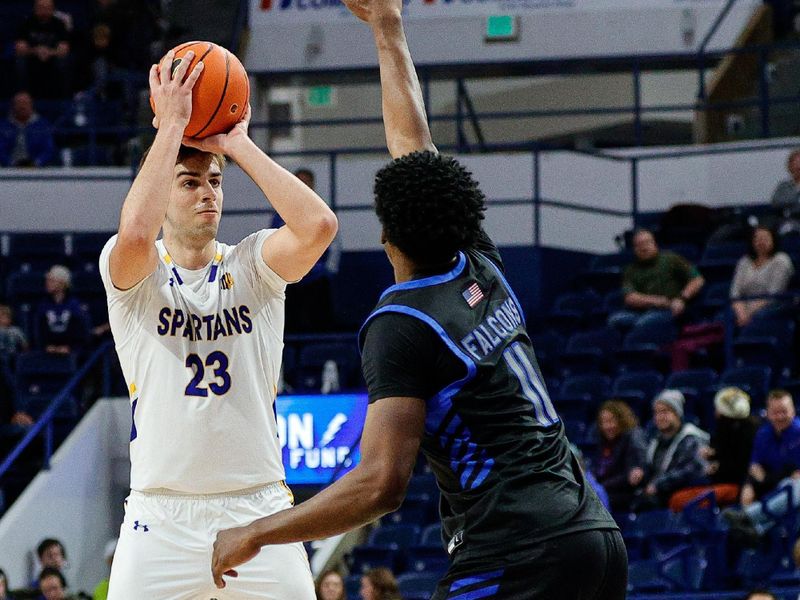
718;365;772;408
615;320;677;373
6;270;46;305
547;291;600;334
553;374;611;422
348;546;400;574
344;574;362;598
419;523;442;547
368;524;421;550
296;341;361;391
404;546;449;575
71;232;116;262
733;317;795;374
559;327;621;376
397;572;441;599
698;281;731;320
6;233;67;269
610;371;664;420
387;495;436;525
406;473;438;500
627;560;672;594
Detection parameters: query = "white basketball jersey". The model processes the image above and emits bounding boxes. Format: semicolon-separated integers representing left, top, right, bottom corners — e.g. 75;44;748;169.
99;230;287;493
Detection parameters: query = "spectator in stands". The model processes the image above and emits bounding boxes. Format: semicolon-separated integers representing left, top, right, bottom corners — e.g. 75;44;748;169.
38;567;67;600
723;391;800;541
634;389;709;511
591;400;646;512
608;229;705;331
14;0;72;99
35;539;67;582
0;91;57;168
770;149;800;211
730;226;794;327
703;387;758;497
272;169;340;333
0;305;29;359
741;390;800;505
35;266;90;355
0;568;13;600
359;568;400;600
316;569;346;600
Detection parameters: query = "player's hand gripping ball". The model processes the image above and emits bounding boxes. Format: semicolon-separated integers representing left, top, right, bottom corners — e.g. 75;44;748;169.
151;41;250;139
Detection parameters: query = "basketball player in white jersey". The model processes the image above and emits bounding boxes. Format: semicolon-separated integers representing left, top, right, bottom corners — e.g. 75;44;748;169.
100;49;337;599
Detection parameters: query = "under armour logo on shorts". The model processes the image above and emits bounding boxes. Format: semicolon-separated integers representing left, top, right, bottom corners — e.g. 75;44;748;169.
133;520;150;532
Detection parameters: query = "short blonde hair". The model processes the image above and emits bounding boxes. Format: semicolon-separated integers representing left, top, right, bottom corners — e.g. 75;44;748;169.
46;265;71;287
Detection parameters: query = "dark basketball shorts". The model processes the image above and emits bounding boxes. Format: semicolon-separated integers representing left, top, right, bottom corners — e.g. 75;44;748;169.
431;528;628;600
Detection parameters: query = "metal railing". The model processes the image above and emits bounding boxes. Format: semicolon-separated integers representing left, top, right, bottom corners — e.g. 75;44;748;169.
0;341;114;481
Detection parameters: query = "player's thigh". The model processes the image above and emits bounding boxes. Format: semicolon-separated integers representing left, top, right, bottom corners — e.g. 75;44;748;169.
108;496;210;600
220;541;315;600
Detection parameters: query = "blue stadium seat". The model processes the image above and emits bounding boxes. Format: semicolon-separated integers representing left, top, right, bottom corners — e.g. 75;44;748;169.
583;252;631;294
701;241;748;262
406;473;438;500
296;341;361;391
368;524;421;550
616;320;677;373
419;523;442;547
553;374;611;422
610;371;664;420
6;233;67;267
563;420;587;445
387;495;436;525
733;318;795;373
404;546;449;575
627;560;672;594
71;232;116;262
718;366;772;408
6;270;46;305
344;574;362;598
348;546;399;574
698;281;731;320
529;331;564;376
397;572;441;599
559;327;621;376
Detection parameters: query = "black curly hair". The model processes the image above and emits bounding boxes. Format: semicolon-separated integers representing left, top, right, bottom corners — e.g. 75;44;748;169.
374;151;486;266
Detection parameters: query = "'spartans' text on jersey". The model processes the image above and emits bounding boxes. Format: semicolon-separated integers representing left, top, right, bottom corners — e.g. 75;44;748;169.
156;305;253;341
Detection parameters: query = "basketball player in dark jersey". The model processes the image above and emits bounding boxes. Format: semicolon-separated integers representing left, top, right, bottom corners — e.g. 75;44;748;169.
211;0;628;596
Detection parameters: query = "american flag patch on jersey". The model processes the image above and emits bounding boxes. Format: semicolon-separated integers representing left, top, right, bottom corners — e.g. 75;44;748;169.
462;282;484;307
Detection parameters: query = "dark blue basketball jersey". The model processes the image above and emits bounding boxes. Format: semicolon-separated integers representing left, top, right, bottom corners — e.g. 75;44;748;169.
359;241;617;563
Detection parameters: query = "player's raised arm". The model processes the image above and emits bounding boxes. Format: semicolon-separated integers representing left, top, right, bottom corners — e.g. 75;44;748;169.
109;50;204;290
184;109;337;283
345;0;435;157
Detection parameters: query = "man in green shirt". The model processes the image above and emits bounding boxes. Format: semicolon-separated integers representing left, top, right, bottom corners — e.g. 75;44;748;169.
608;229;705;331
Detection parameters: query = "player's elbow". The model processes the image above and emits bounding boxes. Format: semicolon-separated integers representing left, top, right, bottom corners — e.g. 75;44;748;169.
369;475;407;514
308;209;338;248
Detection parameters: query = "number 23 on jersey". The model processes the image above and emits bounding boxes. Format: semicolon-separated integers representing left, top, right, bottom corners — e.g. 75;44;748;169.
185;351;232;397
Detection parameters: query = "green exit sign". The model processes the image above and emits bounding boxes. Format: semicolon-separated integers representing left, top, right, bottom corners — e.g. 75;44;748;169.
485;15;518;42
307;85;335;108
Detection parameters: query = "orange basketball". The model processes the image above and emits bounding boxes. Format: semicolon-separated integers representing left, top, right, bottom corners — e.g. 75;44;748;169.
150;41;250;139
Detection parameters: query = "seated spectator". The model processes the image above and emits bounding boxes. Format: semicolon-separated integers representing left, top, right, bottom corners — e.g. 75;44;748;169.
705;387;759;490
38;567;67;600
723;390;800;541
670;387;758;510
0;91;57;168
591;400;646;512
0;568;13;600
359;568;401;600
608;229;705;331
770;148;800;212
14;0;72;99
35;266;90;355
742;390;800;504
316;569;346;600
633;389;709;511
272;168;340;333
730;226;794;327
0;304;29;360
34;539;67;586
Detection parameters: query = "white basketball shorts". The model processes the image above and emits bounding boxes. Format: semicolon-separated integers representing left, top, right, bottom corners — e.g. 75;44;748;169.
107;481;315;600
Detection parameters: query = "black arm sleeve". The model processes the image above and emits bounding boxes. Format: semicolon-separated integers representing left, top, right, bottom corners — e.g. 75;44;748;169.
361;312;467;404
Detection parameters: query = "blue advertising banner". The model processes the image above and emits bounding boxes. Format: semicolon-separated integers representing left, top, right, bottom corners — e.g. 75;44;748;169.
277;393;369;485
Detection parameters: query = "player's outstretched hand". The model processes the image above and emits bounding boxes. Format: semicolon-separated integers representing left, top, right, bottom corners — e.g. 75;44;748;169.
342;0;402;24
150;49;204;130
182;103;251;155
211;524;261;589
